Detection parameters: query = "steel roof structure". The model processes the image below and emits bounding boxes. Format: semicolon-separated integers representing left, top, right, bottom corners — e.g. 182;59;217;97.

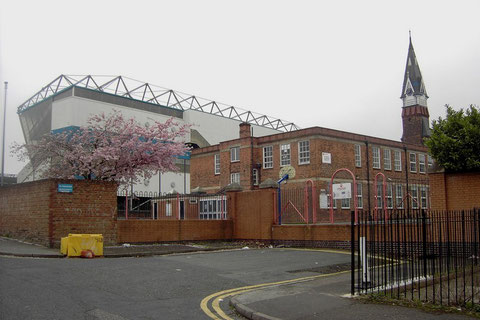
18;75;300;132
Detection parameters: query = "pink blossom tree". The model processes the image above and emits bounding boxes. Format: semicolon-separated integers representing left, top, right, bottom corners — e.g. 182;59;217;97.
13;110;189;185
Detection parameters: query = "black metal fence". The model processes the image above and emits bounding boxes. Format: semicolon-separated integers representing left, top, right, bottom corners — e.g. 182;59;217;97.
352;208;480;308
117;196;152;219
118;193;228;220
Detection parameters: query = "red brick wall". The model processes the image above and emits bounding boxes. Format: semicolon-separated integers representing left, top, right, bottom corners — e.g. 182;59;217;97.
190;145;221;193
0;179;118;247
272;224;351;242
430;171;480;210
401;105;429;146
0;180;51;246
230;189;276;240
117;219;233;243
228;188;353;244
50;180;118;247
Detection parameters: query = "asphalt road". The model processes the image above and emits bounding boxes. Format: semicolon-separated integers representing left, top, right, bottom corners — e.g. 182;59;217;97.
0;248;350;320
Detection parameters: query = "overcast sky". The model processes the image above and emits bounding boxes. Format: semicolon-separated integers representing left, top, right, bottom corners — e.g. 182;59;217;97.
1;0;479;174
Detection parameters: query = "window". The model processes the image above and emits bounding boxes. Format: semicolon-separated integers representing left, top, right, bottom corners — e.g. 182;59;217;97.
230;172;240;184
214;154;220;175
280;144;291;166
419;154;426;173
428;155;434;169
411;185;419;209
327;182;337;209
409;153;417;172
376;183;383;209
420;186;428;209
252;169;259;186
298;141;310;165
166;202;172;216
354;144;362;167
372;147;380;169
263;146;273;169
341;198;350;209
386;183;393;209
230;147;240;162
384;149;391;170
394;150;402;171
356;183;363;209
395;184;404;209
199;198;228;220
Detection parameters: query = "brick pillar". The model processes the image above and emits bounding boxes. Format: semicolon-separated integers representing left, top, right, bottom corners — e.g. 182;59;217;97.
239;122;251;139
429;172;447;210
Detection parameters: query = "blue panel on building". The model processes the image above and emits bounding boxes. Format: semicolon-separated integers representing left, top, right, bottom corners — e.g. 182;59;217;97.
58;183;73;193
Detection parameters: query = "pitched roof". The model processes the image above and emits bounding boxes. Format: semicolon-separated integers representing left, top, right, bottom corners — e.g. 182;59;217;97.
401;36;428;98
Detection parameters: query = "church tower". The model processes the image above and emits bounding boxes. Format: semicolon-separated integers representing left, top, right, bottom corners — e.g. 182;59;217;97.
400;35;430;145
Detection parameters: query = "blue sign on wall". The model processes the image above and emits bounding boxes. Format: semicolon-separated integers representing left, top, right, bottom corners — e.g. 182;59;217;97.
57;183;73;193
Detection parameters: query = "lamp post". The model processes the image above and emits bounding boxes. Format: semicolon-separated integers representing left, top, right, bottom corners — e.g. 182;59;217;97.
1;81;7;187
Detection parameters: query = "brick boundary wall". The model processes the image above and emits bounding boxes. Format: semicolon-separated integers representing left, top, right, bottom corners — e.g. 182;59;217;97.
429;171;480;211
0;180;51;245
117;219;233;243
0;179;118;247
229;188;356;248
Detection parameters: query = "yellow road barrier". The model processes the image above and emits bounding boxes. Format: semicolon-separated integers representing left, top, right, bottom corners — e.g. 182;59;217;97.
60;234;103;257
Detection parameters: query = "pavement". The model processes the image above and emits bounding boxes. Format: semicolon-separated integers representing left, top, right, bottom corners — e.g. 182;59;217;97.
229;272;472;320
0;236;242;258
0;237;474;320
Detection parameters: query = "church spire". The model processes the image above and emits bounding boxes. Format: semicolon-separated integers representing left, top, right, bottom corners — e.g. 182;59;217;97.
400;34;430;145
401;34;428;107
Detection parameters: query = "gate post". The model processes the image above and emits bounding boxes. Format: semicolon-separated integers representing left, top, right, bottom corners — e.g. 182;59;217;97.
422;209;427;278
277;174;289;225
351;210;355;295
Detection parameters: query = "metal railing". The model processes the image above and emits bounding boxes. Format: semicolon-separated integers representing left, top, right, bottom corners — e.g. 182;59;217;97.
278;186;317;224
352;208;480;308
118;193;228;220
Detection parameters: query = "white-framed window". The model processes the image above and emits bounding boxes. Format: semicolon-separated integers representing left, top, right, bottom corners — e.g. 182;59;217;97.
394;150;402;171
420;186;428;209
411;185;419;209
409;153;417;173
356;183;363;209
280;144;291;166
428;155;434;169
230;172;240;184
230;147;240;162
372;147;381;169
298;140;310;165
384;149;392;171
376;183;383;209
419;154;426;173
199;198;228;220
327;182;337;209
214;154;220;175
354;144;362;167
263;146;273;169
395;184;404;209
341;198;350;209
252;169;259;186
386;183;393;209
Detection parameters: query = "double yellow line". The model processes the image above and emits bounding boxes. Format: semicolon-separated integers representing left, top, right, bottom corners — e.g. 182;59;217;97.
200;248;351;320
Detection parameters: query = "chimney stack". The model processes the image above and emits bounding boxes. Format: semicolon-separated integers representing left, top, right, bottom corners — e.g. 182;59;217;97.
239;122;251;139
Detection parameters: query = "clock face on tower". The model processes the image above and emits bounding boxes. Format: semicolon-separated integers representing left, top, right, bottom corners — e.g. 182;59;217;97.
279;165;296;179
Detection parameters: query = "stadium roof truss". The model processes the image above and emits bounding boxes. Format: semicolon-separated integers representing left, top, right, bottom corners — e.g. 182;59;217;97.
18;75;300;132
